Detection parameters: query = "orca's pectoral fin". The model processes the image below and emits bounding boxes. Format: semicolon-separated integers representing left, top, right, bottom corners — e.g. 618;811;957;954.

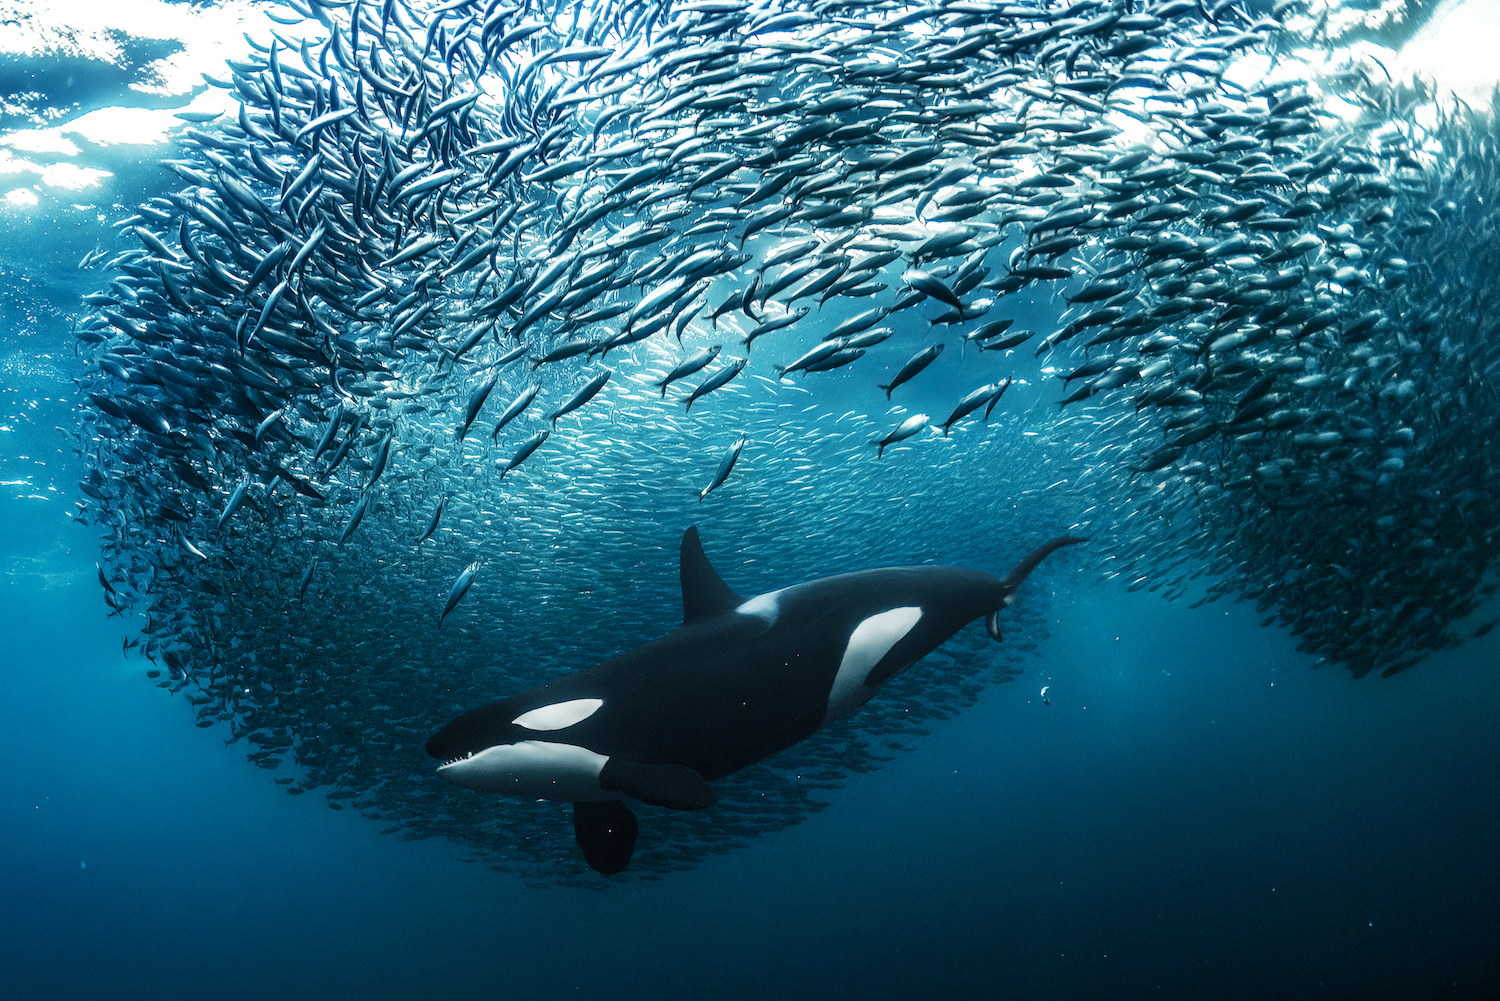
573;800;638;875
600;758;719;810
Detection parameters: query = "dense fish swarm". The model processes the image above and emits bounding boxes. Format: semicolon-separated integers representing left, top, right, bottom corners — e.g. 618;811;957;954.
72;0;1498;877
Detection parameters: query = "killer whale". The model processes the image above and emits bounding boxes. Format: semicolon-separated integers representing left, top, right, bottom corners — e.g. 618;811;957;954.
426;526;1085;874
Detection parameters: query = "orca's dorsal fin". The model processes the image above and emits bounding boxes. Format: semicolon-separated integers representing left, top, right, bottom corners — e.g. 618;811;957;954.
680;525;743;625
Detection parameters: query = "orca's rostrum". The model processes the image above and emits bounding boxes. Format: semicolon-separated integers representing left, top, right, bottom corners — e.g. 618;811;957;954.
426;527;1084;875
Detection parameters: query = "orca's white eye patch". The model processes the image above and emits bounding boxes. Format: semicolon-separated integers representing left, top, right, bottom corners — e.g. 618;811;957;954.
512;698;603;731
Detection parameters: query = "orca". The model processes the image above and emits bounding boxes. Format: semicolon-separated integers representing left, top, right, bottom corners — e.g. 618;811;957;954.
425;526;1085;874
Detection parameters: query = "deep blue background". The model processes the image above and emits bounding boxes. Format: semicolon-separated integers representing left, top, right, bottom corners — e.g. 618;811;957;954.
1;10;1497;994
3;435;1497;998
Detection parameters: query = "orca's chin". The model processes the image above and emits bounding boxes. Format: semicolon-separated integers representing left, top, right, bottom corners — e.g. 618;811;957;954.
436;740;613;800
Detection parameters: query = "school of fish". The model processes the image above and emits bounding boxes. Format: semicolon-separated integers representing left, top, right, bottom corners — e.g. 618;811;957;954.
70;0;1500;879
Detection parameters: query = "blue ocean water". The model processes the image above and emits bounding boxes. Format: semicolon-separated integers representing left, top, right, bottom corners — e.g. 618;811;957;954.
3;1;1499;997
4;335;1497;998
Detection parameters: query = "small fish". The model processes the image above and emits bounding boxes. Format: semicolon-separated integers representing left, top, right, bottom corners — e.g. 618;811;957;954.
254;407;285;444
903;269;962;309
941;383;1002;435
313;404;343;458
498;430;550;478
547;371;612;425
979;329;1035;352
656;345;721;396
879;344;944;399
457;375;499;440
367;433;395;489
297;559;318;604
491;385;541;439
985;378;1012;419
873;414;929;457
338;491;371;547
700;434;746;502
439;561;480;627
416;496;446;544
217;474;250;530
685;358;746;412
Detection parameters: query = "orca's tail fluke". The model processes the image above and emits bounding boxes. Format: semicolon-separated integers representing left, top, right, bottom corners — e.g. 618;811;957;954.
985;536;1088;641
999;536;1088;595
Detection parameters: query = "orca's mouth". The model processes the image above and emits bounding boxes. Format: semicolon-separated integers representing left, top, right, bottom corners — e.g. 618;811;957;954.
437;750;476;768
